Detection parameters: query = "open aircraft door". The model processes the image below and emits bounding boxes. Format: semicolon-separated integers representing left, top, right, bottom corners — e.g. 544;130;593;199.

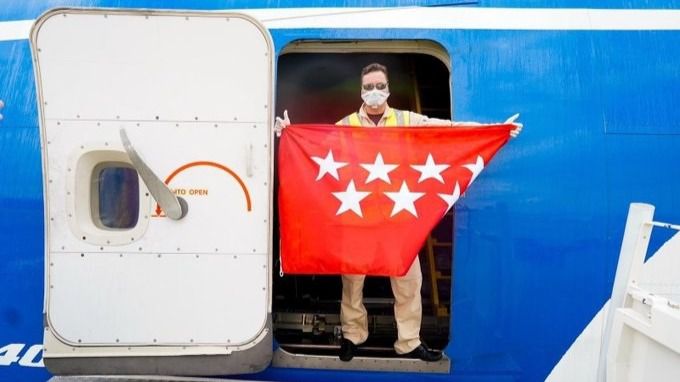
31;9;274;376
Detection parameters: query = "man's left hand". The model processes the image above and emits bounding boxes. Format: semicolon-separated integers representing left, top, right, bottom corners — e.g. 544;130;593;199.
505;113;523;138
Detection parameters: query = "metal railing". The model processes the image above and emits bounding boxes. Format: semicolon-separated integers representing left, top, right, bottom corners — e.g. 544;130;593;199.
597;203;680;382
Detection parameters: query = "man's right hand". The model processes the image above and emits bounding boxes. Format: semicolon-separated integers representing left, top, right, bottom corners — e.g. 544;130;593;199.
274;109;290;137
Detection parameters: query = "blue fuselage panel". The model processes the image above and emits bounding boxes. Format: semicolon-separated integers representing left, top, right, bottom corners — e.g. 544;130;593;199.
1;4;680;382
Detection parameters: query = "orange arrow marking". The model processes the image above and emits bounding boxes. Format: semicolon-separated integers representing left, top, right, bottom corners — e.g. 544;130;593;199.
154;161;252;216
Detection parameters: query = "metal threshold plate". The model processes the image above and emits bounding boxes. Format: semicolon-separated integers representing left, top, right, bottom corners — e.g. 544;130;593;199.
273;348;451;373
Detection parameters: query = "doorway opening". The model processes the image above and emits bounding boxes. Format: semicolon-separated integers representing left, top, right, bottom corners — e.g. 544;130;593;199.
273;41;454;360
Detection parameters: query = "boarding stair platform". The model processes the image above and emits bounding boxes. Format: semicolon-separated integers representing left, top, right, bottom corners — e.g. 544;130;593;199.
598;203;680;382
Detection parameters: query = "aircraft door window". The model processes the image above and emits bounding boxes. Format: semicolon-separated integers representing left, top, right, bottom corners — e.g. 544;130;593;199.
67;149;151;246
92;164;140;230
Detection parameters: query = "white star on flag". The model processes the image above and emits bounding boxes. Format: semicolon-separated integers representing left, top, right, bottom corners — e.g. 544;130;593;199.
332;180;371;217
411;153;450;183
311;150;348;180
463;155;485;185
438;182;461;214
384;181;425;217
360;153;399;184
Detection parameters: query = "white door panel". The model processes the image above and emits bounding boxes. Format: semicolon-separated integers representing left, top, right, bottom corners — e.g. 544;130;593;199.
37;14;270;122
49;252;268;345
32;8;274;376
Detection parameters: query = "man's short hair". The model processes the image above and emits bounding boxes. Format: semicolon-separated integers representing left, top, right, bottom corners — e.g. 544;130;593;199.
361;63;388;80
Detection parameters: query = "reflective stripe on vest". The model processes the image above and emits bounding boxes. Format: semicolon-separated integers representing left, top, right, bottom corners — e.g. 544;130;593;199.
386;109;410;126
396;109;410;126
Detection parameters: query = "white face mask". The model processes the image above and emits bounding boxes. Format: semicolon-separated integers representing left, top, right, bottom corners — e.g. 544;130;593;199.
361;89;390;107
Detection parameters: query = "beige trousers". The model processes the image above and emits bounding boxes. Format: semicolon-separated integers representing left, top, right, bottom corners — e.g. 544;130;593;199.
340;258;422;354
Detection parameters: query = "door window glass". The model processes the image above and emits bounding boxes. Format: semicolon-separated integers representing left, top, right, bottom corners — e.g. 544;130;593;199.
93;165;139;229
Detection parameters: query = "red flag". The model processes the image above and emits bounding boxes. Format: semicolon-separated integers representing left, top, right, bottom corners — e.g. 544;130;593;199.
278;124;512;276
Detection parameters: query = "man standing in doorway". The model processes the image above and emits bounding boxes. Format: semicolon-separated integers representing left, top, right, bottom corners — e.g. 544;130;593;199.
275;62;522;363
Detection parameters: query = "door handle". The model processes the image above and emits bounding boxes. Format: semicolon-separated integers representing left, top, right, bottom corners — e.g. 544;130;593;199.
246;143;254;178
120;129;188;220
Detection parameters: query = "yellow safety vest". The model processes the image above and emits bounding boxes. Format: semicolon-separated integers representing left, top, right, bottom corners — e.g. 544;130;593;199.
338;108;410;127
